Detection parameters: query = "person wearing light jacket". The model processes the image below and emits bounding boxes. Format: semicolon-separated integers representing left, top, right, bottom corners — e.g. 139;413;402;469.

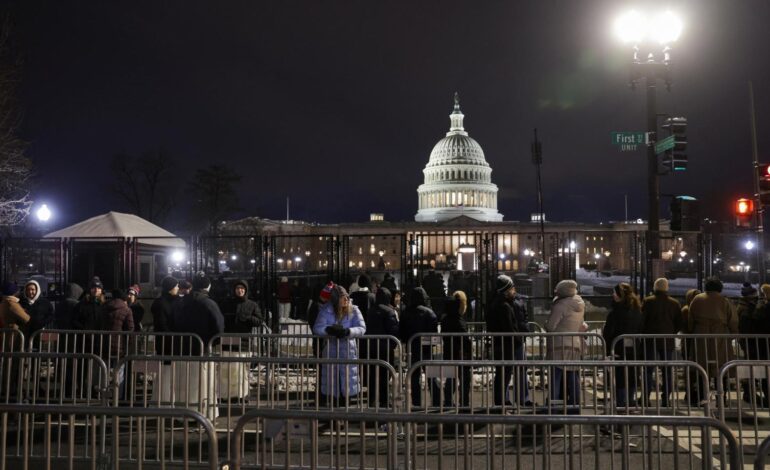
20;279;54;337
546;279;585;411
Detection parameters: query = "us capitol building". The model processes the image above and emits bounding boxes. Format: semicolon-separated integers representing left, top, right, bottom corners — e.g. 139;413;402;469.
221;94;660;276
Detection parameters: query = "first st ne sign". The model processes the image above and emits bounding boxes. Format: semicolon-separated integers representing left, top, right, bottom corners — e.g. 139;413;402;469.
611;131;645;151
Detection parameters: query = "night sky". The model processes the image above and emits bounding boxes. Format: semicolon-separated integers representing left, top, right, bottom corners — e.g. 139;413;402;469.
4;0;770;229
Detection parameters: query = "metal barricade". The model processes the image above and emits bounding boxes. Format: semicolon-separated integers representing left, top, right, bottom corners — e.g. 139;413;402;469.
227;408;740;470
0;403;218;470
0;328;24;353
719;360;770;467
118;354;397;462
1;352;109;405
754;433;770;469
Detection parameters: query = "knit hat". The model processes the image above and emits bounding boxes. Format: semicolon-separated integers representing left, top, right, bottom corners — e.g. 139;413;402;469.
160;276;178;293
1;281;17;296
554;279;578;297
357;274;371;290
495;274;514;293
127;284;140;296
741;282;758;297
89;277;103;289
192;272;211;290
704;277;723;293
653;278;669;293
761;284;770;300
319;281;334;301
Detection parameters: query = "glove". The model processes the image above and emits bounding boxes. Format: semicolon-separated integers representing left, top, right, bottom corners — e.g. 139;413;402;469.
326;324;344;337
339;328;351;338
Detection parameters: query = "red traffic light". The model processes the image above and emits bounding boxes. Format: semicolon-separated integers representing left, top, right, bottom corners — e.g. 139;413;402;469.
761;163;770;179
736;198;754;215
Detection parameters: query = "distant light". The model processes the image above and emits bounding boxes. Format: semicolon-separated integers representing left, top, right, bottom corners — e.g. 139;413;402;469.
250;259;256;264
614;10;646;44
294;256;301;262
569;241;576;250
36;204;51;222
171;250;185;263
277;258;284;263
678;258;683;263
650;11;683;44
689;259;694;264
679;251;687;258
745;241;755;250
499;253;506;260
594;253;601;260
614;10;682;45
231;254;238;261
28;263;33;268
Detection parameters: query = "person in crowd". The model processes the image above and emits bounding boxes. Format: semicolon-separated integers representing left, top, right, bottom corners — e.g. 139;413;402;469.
681;289;701;332
178;280;192;297
223;280;263;333
680;287;702;404
150;276;180;355
172;273;225;354
399;286;440;408
101;289;135;363
545;279;585;412
309;282;334;355
381;273;397;293
364;286;399;407
276;276;292;323
487;274;521;409
391;289;404;317
441;290;472;408
688;277;738;405
73;277;106;330
510;280;531;405
55;283;83;329
602;282;643;408
313;285;366;407
126;284;145;331
19;279;54;337
0;281;29;333
640;277;682;407
351;274;377;376
737;282;767;405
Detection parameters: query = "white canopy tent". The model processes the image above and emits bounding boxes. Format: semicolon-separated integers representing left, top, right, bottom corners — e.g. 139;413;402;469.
44;211;185;248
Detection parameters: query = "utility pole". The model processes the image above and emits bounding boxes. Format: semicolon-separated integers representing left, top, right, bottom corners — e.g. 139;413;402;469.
531;128;546;265
750;81;766;283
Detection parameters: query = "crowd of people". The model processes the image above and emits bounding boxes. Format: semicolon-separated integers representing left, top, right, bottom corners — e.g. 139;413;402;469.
2;270;769;412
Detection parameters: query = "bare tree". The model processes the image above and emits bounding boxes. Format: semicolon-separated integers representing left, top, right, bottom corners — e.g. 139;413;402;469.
0;15;33;227
188;164;241;236
109;148;179;225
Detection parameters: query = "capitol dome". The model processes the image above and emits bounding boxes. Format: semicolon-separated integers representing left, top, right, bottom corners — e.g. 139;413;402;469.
415;94;504;222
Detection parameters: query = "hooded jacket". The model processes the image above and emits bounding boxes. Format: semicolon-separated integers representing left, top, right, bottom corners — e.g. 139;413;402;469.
487;291;520;358
223;280;263;333
55;283;83;329
20;280;54;336
102;297;134;333
399;287;437;363
173;289;225;353
365;287;400;360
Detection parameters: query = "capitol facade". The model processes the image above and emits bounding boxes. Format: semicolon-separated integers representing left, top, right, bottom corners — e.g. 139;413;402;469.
415;94;504;223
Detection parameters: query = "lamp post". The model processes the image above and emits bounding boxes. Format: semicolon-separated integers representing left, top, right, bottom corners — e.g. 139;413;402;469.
615;10;683;292
745;240;756;282
35;204;52;276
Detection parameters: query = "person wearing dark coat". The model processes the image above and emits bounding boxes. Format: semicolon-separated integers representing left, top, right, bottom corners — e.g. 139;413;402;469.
55;283;83;329
441;291;472;408
101;289;135;357
19;279;54;337
602;283;644;407
172;274;225;355
126;285;145;332
150;276;181;355
641;277;682;407
365;287;400;407
223;279;263;333
380;273;397;293
399;286;439;407
351;274;377;380
72;277;106;331
487;274;523;408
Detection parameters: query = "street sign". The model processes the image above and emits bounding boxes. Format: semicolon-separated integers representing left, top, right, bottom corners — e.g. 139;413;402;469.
655;135;675;154
611;131;645;151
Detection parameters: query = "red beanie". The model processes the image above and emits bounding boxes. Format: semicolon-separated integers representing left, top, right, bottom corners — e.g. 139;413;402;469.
319;282;334;301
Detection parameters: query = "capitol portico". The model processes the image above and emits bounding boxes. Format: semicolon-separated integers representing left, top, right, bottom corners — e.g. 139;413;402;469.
415;93;504;223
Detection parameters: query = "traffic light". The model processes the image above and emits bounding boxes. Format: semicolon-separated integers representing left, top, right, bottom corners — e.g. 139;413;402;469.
757;163;770;205
661;117;687;171
735;198;754;228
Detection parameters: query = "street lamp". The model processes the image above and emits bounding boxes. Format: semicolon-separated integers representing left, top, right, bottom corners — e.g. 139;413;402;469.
615;9;683;291
35;203;53;276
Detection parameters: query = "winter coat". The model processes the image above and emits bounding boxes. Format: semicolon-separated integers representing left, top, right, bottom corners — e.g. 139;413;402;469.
150;292;181;355
737;296;767;359
72;295;105;331
440;301;471;360
0;296;29;351
312;303;366;397
641;292;683;351
399;287;438;364
545;294;586;363
602;302;643;358
129;302;145;332
487;293;519;359
20;280;54;337
364;288;399;361
101;298;135;356
55;283;83;329
688;292;738;376
173;290;225;354
223;280;264;333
